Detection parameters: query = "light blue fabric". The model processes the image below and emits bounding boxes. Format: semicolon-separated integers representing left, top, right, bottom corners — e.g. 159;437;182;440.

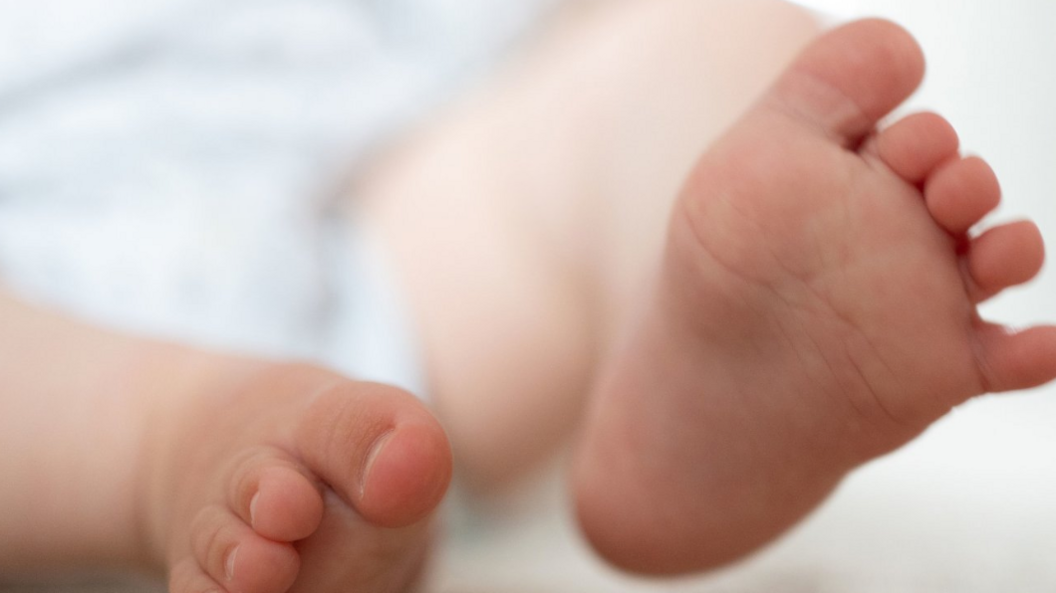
0;0;557;393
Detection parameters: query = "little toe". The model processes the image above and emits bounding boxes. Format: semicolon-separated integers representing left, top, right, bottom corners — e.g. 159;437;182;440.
295;381;452;528
871;112;959;184
768;18;925;146
926;156;1002;235
965;220;1045;300
190;506;299;593
229;447;324;542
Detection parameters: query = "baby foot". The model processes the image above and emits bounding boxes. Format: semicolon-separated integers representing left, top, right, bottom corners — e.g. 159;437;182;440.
573;19;1056;575
141;361;452;593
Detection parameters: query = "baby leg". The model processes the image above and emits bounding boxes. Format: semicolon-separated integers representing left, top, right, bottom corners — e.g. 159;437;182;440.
359;0;821;491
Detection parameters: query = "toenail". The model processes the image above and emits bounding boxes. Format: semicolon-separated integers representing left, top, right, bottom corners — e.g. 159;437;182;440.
249;492;260;526
361;430;394;499
225;546;238;581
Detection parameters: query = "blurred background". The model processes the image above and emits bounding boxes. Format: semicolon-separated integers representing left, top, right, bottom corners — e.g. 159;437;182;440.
435;1;1056;592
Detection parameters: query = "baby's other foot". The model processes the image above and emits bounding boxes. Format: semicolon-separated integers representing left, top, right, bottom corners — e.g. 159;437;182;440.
143;361;451;593
573;18;1056;575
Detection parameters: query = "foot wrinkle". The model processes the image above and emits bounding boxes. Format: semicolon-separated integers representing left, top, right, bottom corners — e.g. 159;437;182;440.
793;269;915;431
795;319;869;422
844;340;907;430
956;259;994;395
681;190;802;293
686;177;910;432
767;68;872;147
759;91;834;142
678;206;767;293
968;320;1004;395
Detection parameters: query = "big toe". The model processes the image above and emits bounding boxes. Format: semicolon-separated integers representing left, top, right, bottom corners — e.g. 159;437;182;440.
767;18;925;145
295;380;452;529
